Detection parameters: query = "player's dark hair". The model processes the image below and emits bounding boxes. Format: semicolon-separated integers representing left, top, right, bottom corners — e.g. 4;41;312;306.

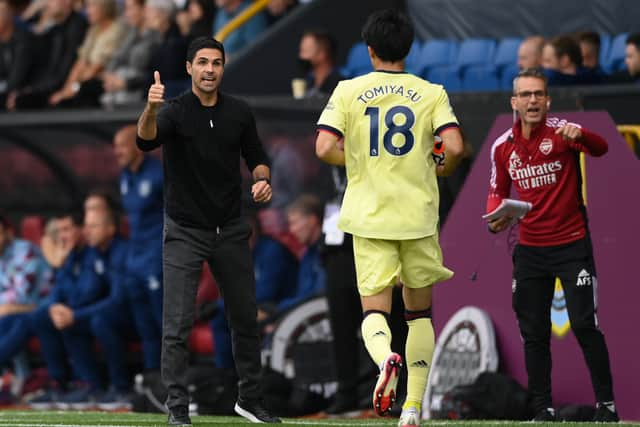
361;9;414;63
513;68;549;94
187;37;225;65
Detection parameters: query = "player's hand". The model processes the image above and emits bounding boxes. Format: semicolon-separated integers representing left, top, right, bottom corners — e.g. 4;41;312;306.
251;179;272;204
488;215;512;233
555;124;582;141
147;70;165;111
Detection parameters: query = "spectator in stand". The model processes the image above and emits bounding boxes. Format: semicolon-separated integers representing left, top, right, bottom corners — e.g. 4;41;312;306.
606;33;640;84
297;29;343;98
209;210;298;372
213;0;267;57
48;0;125;107
541;35;602;86
517;35;545;70
0;0;34;110
0;212;52;401
265;0;296;25
576;31;602;71
8;0;87;110
99;0;163;108
139;0;188;95
176;0;214;42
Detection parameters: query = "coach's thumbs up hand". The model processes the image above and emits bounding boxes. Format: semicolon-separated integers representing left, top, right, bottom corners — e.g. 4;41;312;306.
147;70;165;111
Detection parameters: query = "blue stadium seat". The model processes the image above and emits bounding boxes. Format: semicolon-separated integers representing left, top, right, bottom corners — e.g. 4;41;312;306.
405;40;423;75
426;66;462;93
340;42;372;78
500;63;520;90
417;39;458;77
598;34;611;70
494;37;522;71
455;38;496;72
462;65;500;91
604;33;628;73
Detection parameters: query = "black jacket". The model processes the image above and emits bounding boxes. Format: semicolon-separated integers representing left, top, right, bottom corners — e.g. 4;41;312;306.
137;91;270;229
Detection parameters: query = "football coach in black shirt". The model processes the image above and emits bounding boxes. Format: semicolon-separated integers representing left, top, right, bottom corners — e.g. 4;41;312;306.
136;37;280;425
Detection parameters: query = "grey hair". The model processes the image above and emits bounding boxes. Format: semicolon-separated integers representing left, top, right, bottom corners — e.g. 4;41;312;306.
512;68;548;94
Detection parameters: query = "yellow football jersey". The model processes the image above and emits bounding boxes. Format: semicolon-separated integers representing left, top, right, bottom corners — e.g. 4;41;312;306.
317;71;458;239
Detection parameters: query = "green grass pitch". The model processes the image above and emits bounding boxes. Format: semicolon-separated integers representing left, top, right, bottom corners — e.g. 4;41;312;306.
0;411;639;427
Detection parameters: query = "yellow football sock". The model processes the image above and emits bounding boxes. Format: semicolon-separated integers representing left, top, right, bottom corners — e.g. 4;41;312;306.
361;312;392;367
403;317;435;411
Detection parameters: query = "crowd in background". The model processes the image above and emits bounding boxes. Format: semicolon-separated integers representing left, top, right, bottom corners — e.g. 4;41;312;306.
0;0;304;111
2;0;639;113
518;31;640;86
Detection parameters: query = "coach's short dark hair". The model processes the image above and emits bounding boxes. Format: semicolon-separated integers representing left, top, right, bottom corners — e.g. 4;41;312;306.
187;37;225;65
361;9;414;63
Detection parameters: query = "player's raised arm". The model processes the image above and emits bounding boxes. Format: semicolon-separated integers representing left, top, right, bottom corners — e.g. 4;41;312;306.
137;71;165;141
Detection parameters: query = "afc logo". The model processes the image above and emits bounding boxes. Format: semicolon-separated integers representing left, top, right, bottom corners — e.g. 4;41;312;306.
539;138;553;155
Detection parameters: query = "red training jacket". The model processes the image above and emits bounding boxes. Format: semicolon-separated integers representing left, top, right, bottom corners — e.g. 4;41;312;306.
486;116;608;246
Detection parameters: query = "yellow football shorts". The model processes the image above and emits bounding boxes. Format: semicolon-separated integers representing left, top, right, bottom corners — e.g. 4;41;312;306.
352;233;454;296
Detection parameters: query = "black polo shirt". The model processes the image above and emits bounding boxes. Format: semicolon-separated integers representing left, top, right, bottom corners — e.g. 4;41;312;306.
137;91;269;229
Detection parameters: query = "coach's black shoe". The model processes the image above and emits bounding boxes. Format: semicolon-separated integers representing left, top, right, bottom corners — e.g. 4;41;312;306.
593;403;619;422
168;405;192;426
235;398;281;423
533;407;557;421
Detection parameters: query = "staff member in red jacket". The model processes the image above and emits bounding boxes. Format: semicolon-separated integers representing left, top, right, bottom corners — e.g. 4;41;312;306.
486;68;618;423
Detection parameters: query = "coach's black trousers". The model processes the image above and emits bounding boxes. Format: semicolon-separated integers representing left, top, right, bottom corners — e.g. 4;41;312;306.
512;237;614;412
162;215;262;410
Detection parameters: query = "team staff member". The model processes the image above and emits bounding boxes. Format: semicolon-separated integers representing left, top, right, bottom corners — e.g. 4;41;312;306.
113;125;163;373
316;9;464;427
136;37;280;426
486;68;617;422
